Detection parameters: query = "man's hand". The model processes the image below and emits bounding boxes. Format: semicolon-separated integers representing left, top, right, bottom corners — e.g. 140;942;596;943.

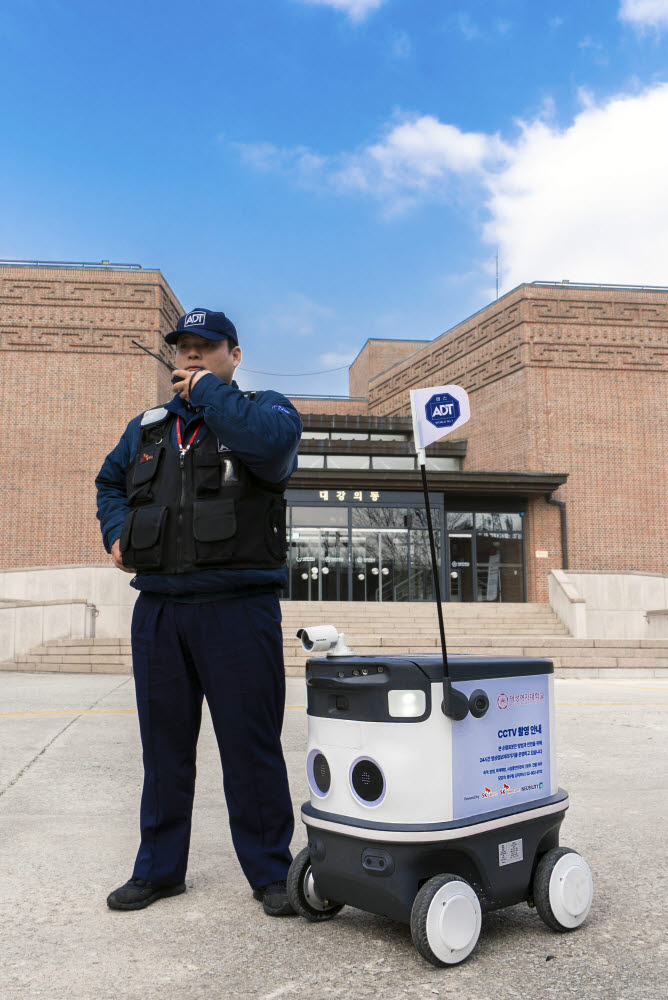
171;368;209;402
111;539;135;574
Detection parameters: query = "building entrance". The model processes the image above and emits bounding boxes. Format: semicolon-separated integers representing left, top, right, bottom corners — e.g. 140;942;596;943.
287;501;442;602
285;495;525;602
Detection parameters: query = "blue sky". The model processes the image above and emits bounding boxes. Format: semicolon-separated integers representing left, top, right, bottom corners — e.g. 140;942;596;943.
3;0;668;395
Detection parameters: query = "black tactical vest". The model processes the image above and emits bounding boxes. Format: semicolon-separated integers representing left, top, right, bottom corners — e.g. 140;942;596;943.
119;406;288;574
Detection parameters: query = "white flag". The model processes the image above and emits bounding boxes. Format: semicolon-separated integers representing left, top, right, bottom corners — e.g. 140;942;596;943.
410;384;471;453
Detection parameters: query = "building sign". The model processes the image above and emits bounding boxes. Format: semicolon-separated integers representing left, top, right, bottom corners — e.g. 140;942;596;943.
318;490;381;502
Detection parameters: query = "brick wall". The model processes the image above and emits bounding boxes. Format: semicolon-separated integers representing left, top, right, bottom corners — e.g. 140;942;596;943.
0;265;182;569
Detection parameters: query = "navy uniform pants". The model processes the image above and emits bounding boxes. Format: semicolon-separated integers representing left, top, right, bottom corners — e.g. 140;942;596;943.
130;591;294;889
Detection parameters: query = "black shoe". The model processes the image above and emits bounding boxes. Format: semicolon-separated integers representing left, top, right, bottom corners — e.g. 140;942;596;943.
252;880;295;916
107;877;186;911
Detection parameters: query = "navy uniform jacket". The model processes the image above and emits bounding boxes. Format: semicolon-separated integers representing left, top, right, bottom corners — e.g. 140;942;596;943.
95;373;302;601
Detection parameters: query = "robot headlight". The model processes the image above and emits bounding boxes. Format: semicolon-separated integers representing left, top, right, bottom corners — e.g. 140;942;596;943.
388;689;426;718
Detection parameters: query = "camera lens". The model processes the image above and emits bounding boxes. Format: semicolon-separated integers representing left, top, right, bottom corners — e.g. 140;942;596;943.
469;688;489;718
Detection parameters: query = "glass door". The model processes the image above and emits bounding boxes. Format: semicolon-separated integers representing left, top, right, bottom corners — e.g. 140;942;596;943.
290;527;348;600
351;529;409;601
448;533;473;602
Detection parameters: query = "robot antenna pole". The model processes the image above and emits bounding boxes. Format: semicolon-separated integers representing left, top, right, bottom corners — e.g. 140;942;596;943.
419;458;449;678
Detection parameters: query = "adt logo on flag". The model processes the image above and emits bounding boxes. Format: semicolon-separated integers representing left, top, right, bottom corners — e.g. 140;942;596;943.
410;384;470;454
426;392;460;429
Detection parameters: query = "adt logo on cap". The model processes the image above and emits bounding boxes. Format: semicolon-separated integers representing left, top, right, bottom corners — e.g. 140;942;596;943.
184;311;206;327
425;392;460;429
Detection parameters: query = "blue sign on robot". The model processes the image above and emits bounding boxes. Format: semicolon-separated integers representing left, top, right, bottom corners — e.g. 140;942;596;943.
425;392;461;428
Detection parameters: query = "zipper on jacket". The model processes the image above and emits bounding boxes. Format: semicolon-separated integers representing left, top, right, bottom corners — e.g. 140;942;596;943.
176;448;186;568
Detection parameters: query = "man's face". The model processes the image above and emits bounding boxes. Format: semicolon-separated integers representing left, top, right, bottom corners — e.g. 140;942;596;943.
174;333;242;385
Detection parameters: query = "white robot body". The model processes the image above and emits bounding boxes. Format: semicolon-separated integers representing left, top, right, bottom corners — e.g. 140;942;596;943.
306;669;557;827
288;642;593;968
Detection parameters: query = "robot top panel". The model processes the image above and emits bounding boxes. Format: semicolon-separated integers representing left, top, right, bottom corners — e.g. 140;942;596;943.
305;654;553;683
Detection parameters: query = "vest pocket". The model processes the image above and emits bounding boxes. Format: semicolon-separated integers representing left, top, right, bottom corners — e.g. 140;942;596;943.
266;497;287;561
193;499;236;564
193;452;221;495
129;446;164;504
125;506;168;571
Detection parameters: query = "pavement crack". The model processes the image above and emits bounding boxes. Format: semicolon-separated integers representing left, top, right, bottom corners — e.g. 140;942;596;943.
0;675;132;798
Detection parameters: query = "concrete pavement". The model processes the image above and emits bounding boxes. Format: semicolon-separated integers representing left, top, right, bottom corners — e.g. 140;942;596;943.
1;671;667;1000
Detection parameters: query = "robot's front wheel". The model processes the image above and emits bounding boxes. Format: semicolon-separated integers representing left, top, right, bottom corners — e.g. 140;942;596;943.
410;874;482;967
532;846;593;932
287;847;345;922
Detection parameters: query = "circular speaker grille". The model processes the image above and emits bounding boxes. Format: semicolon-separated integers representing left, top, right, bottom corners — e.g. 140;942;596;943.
351;758;385;805
313;753;331;794
307;749;331;797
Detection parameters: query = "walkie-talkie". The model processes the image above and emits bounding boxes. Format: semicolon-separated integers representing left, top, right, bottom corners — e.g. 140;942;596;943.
131;340;183;384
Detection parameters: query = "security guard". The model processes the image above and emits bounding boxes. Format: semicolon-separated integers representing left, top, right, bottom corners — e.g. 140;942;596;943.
95;308;302;915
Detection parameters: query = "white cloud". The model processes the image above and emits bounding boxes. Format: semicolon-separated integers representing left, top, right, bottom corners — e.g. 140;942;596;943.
293;0;386;22
455;11;480;41
484;82;668;290
331;114;507;210
619;0;668;29
239;83;668;290
235;141;326;187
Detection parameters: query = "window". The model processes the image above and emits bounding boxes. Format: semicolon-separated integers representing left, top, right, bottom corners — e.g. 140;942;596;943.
330;431;369;441
447;512;473;531
326;455;371;470
292;507;348;527
301;431;329;440
425;457;461;472
371;456;416;470
297;454;325;468
369;432;408;441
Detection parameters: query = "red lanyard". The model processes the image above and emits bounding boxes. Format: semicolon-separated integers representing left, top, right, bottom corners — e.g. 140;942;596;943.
176;418;203;458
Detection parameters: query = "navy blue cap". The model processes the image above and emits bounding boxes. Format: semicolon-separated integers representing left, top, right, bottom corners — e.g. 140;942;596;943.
165;308;239;346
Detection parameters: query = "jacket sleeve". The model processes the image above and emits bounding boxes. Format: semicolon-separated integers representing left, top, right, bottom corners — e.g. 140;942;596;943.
95;416;142;552
189;375;302;484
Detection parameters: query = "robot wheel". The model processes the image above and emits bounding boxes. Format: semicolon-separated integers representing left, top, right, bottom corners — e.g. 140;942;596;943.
410;874;482;967
532;846;594;932
287;847;345;922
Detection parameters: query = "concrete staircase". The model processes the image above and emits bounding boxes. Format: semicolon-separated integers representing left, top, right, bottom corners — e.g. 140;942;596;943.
5;602;668;677
281;601;668;677
11;637;132;674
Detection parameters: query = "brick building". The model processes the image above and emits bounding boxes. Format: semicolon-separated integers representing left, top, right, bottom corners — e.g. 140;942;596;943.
287;281;667;603
1;264;666;605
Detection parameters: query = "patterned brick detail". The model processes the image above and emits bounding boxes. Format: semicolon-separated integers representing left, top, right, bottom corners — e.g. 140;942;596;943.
0;265;182;570
349;339;429;398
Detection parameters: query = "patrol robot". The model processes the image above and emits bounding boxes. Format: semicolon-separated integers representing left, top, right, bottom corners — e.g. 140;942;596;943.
287;626;593;967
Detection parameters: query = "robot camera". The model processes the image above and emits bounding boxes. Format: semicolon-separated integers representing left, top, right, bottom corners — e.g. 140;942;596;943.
296;625;351;656
469;688;490;718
